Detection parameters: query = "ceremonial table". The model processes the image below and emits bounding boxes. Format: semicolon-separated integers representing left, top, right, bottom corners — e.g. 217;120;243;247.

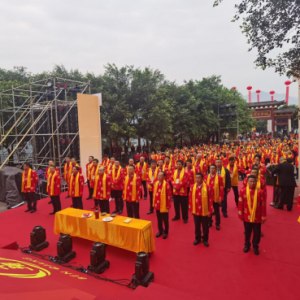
54;208;155;253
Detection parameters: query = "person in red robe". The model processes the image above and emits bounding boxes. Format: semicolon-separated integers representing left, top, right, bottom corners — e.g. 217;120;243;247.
69;166;84;209
47;165;61;214
185;159;196;198
123;165;142;219
204;164;224;230
111;160;125;214
93;166;112;213
146;160;159;215
189;173;213;247
153;171;172;239
171;160;189;223
86;155;94;200
22;162;38;213
45;160;60;205
238;175;266;255
136;156;149;200
88;159;99;208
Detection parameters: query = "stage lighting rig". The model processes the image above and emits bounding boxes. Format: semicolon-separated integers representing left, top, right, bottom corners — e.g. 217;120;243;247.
55;234;76;262
87;242;110;274
132;252;154;288
29;226;49;251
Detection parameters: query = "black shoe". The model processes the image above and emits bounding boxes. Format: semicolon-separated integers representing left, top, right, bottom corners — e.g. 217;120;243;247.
260;232;264;237
49;211;55;215
147;211;154;215
183;219;188;224
25;209;31;212
66;195;70;198
193;240;200;246
172;217;180;221
163;233;168;239
216;225;220;230
112;210;118;214
156;232;163;238
274;205;283;210
144;197;147;200
86;197;92;200
208;222;212;228
203;241;209;247
243;247;250;253
223;213;228;218
30;209;36;213
118;210;123;214
48;201;52;204
254;248;259;255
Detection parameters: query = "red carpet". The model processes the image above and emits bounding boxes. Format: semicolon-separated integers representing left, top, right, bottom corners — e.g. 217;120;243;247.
0;183;299;300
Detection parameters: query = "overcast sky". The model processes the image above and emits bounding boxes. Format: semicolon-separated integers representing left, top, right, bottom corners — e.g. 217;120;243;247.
0;0;298;98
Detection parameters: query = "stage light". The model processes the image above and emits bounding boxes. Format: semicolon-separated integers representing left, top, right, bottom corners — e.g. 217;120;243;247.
55;234;76;262
47;81;53;88
63;84;68;89
29;226;49;251
56;82;61;88
87;242;110;274
132;252;154;288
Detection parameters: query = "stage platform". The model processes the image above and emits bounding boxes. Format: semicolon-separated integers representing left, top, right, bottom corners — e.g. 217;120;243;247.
0;184;299;300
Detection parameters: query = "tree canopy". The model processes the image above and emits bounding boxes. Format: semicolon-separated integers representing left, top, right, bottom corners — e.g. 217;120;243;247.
214;0;300;78
0;65;255;149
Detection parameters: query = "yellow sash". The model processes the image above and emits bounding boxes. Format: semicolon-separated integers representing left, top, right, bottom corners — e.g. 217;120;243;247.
137;163;147;180
148;168;158;188
70;172;80;197
246;185;258;223
207;174;219;203
124;174;137;201
185;166;196;182
227;164;238;186
112;167;121;181
64;163;69;179
87;162;93;177
48;171;57;195
163;163;172;172
173;169;185;193
220;167;226;187
153;180;168;213
93;174;107;199
22;168;32;192
192;183;208;216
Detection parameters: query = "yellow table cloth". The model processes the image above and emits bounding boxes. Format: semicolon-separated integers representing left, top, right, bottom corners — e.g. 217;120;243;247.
54;208;155;253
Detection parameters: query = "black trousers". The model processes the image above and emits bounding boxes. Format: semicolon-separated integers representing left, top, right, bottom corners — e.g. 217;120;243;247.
210;202;220;226
156;211;169;234
50;195;61;212
279;186;295;211
194;215;209;242
23;192;37;210
232;186;239;206
72;197;83;209
244;222;261;249
173;195;188;220
111;190;123;212
221;190;228;214
87;180;93;198
140;180;147;199
95;199;110;213
126;201;140;219
149;191;154;212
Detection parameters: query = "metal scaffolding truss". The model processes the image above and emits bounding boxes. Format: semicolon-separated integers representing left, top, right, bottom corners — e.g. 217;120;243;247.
0;76;91;172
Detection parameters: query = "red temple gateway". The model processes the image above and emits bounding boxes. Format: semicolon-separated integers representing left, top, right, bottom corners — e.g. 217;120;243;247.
248;100;295;132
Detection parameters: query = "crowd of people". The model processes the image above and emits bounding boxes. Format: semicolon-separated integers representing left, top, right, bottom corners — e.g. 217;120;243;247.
21;138;299;255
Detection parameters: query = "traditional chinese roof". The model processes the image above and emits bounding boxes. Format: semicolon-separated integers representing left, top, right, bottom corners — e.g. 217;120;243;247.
248;100;285;109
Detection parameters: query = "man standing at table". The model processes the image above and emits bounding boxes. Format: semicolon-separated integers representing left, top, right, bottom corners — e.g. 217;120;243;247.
146;160;159;215
64;156;71;198
171;160;189;223
238;175;266;255
86;155;94;200
216;158;231;218
189;173;213;247
93;167;112;213
205;164;224;230
22;162;38;213
47;165;62;215
111;160;125;214
136;156;148;200
123;165;141;219
227;157;239;207
153;171;172;239
69;166;84;209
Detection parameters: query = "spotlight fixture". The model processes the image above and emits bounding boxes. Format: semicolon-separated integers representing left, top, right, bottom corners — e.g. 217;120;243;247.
132;252;154;288
56;82;61;88
55;234;76;262
46;81;53;88
63;84;68;89
29;226;49;251
87;242;110;274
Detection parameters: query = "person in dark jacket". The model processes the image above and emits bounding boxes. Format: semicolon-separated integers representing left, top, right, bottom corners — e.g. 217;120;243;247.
271;158;296;211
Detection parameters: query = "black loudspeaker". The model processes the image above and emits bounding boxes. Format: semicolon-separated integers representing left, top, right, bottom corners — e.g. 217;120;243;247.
87;242;110;274
132;252;154;287
29;226;49;251
55;234;76;262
